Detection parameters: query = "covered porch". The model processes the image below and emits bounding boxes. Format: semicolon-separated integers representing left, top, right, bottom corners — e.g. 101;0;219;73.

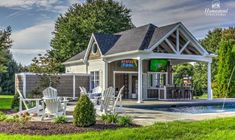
104;23;215;103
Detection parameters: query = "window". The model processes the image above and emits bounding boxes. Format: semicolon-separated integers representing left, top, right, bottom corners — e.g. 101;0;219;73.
92;43;98;54
90;71;99;89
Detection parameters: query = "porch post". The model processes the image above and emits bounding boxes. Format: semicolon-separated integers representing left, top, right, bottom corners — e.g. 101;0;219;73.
104;61;108;89
137;58;143;103
207;62;213;100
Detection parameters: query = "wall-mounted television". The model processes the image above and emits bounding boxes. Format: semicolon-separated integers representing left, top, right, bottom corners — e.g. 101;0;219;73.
149;59;168;72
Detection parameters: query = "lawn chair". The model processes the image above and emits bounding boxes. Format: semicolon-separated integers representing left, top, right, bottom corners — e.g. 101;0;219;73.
91;86;102;95
79;86;88;95
95;87;115;115
112;86;125;113
17;89;43;116
41;87;68;120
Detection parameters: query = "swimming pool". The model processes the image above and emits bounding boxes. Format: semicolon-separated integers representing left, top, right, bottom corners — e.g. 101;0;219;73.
126;103;235;114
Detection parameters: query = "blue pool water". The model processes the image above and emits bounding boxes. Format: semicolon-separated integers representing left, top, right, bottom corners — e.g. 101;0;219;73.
126;103;235;114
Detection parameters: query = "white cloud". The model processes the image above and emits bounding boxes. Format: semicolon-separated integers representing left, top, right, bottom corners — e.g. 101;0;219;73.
11;21;54;65
0;0;59;9
119;0;235;38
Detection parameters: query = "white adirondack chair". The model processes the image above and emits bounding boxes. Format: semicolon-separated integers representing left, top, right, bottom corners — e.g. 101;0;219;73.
95;87;115;114
17;89;43;115
91;86;102;94
79;86;88;95
41;87;68;120
112;86;125;113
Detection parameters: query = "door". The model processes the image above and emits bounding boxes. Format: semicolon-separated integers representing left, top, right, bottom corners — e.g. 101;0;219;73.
123;74;129;99
131;75;138;98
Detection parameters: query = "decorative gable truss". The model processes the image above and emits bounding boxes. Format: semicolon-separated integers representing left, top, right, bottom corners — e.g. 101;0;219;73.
150;23;209;56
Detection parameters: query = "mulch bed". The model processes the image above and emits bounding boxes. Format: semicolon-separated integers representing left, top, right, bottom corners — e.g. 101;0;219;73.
0;109;16;114
0;121;137;135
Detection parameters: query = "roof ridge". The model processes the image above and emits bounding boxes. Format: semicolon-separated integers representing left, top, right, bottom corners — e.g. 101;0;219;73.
159;22;181;28
114;23;157;35
139;24;157;50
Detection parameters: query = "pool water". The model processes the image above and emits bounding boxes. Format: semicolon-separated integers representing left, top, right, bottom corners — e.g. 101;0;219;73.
127;103;235;114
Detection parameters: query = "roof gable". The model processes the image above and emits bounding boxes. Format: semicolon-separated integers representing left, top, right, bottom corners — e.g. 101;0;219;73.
149;22;209;56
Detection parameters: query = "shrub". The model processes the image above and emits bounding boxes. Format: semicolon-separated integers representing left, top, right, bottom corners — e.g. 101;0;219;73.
101;114;108;122
101;113;119;124
0;112;7;121
73;95;96;127
53;116;67;124
4;115;20;123
11;93;19;111
3;112;30;124
117;115;133;126
20;112;31;124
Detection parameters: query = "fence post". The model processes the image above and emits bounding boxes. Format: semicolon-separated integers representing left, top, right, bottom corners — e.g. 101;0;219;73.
23;73;26;97
73;74;76;100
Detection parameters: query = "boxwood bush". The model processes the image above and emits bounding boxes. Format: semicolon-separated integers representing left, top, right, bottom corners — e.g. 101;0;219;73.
73;95;96;127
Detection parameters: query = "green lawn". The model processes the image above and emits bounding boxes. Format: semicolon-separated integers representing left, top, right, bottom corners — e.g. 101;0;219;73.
195;93;208;99
0;95;14;110
1;117;235;140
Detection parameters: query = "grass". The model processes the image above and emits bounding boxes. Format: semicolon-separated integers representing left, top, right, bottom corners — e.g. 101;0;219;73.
195;93;208;99
0;95;14;110
1;117;235;139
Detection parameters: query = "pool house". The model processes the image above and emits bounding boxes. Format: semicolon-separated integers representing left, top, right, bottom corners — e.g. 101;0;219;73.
63;22;216;103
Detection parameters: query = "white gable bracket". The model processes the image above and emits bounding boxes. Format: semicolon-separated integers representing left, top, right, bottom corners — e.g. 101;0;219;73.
150;24;180;51
165;38;178;54
179;23;209;55
176;29;179;52
179;40;190;54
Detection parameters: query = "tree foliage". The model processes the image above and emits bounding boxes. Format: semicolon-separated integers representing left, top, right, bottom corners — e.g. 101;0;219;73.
215;35;235;97
173;64;193;86
50;0;134;63
0;26;18;94
29;53;63;73
0;26;12;73
193;62;208;96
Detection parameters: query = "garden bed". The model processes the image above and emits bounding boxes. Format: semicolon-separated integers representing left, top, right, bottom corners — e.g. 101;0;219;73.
0;121;136;135
0;109;16;114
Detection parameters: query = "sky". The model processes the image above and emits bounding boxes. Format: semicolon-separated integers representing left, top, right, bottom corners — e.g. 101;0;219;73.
0;0;234;66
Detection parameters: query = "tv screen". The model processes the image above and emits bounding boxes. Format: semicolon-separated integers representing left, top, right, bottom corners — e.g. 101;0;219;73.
149;59;168;72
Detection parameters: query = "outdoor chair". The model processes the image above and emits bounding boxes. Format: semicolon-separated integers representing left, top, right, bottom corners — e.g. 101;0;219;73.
79;86;88;95
95;87;115;114
17;89;44;116
41;87;68;120
79;86;102;105
112;86;125;113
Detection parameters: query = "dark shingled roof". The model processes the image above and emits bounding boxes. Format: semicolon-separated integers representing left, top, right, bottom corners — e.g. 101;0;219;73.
148;22;180;48
64;22;180;63
65;50;86;62
93;33;121;54
105;24;157;55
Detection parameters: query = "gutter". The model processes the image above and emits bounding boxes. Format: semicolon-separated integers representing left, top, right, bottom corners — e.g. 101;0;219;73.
62;59;85;65
102;50;148;58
